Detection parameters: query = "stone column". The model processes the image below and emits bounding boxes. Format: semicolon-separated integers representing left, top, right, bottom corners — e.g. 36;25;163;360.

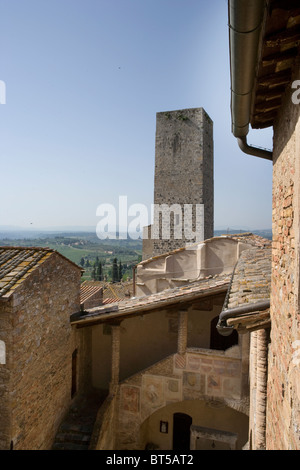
249;331;257;450
177;309;188;355
256;329;268;450
109;322;121;394
241;333;250;397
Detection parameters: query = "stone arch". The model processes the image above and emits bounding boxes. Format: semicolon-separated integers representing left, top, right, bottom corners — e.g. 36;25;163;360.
117;350;247;449
139;398;249;450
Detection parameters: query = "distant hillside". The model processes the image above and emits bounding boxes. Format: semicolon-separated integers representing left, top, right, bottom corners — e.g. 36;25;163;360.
214;229;272;240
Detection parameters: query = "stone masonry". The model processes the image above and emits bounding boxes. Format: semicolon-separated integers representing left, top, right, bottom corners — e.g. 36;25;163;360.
143;107;214;259
0;249;91;450
267;70;300;450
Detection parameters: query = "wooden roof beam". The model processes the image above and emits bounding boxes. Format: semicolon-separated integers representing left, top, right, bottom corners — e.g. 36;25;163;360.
258;70;292;88
265;26;300;48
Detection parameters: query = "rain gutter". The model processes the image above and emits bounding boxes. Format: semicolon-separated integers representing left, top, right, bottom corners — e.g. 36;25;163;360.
216;299;270;336
229;0;273;160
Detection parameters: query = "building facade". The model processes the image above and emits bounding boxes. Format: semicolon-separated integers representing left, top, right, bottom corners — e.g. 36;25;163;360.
226;0;300;450
0;247;91;450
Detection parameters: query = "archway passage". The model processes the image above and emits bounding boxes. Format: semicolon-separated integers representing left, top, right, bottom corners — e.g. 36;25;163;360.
172;413;192;450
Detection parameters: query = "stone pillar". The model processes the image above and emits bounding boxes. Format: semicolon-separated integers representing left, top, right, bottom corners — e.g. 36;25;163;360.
249;331;258;450
109;323;121;394
177;309;188;355
256;329;268;450
241;333;250;397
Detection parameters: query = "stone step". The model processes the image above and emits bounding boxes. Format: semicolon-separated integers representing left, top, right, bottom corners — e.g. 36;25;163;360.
51;389;108;451
54;432;91;445
52;422;94;450
52;441;90;451
59;423;94;435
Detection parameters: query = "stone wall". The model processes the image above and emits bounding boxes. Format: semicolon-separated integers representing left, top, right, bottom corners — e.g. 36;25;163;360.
138;237;250;297
116;348;247;450
0;252;89;450
92;296;225;390
0;300;12;449
147;108;214;257
267;66;300;450
90;394;117;450
142;225;154;261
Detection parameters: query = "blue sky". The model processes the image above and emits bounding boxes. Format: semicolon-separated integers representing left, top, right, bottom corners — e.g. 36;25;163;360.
0;0;273;231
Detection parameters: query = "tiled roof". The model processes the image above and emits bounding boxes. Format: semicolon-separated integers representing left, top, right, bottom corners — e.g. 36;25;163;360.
224;244;272;310
226;247;271;308
218;236;272;334
226;232;271;249
71;273;231;327
0;246;82;299
102;298;119;305
0;247;53;298
72;233;272;329
80;281;103;305
96;281;133;302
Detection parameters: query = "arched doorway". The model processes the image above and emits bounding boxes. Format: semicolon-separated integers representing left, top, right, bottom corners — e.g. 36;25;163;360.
172;413;192;450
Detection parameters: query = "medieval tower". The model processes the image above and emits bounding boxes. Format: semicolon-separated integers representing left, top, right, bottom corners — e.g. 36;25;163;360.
143;107;214;259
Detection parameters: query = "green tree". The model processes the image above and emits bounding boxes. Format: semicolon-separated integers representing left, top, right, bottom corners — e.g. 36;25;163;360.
85;259;91;268
118;261;123;282
91;266;96;280
112;258;118;283
80;257;85;267
96;262;103;281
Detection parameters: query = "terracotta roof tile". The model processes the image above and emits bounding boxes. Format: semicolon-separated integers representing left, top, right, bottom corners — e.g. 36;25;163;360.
224;244;271;310
71;274;231;327
217;238;272;334
80;281;103;304
94;281;133;302
0;246;82;299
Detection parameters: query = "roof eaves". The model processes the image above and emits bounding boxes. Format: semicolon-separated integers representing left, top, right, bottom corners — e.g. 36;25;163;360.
216;244;271;335
71;276;231;328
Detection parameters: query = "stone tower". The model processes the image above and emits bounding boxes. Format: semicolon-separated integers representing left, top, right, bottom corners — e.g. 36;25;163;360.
143;107;214;259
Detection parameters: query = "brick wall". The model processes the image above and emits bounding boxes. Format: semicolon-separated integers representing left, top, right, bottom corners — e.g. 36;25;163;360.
267;68;300;450
0;252;90;450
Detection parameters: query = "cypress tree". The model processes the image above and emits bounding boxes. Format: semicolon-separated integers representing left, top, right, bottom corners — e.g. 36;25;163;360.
118;261;123;282
112;258;118;282
96;262;103;281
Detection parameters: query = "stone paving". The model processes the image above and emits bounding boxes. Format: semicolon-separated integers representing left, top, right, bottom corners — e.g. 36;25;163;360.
52;389;107;450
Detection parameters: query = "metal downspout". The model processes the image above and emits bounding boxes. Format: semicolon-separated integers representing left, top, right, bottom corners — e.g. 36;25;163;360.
229;0;273;160
237;136;273;161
